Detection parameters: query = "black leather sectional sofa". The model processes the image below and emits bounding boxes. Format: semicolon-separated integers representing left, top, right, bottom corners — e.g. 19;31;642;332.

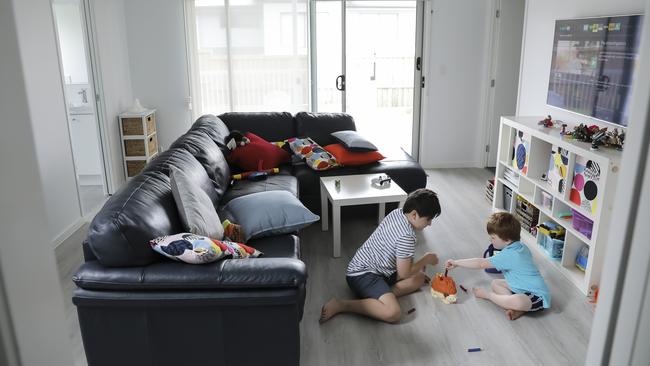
72;112;426;366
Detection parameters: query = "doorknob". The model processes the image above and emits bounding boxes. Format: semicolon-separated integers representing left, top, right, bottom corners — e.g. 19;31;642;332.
336;74;346;91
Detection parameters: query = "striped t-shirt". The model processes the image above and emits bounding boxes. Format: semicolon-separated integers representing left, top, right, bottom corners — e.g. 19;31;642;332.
346;208;416;277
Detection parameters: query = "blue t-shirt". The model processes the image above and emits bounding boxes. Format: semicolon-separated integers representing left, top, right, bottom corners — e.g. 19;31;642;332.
489;242;551;308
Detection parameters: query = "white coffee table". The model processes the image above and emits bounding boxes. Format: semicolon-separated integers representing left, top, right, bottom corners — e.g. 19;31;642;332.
320;174;408;257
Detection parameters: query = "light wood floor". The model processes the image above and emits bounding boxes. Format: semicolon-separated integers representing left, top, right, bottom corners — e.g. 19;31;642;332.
299;169;593;366
57;168;592;366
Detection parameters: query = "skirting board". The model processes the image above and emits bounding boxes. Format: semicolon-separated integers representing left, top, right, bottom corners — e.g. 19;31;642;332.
78;174;103;186
422;161;484;169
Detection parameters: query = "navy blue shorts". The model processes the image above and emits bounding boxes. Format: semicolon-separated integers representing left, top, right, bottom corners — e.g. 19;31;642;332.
513;291;544;312
346;272;398;300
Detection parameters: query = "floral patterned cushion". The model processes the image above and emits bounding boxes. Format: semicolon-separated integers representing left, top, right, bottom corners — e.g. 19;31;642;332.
150;233;262;264
287;137;339;171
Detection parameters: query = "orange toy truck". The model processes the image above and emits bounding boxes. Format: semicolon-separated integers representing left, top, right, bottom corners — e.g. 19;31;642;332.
430;270;458;304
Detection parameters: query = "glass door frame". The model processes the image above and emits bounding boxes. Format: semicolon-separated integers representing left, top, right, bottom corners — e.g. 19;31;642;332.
309;0;425;159
51;0;113;215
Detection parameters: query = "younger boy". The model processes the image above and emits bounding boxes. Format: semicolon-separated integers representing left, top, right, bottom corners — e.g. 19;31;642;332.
319;188;441;324
445;212;550;320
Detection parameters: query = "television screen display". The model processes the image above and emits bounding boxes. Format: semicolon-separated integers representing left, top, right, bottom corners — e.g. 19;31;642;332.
547;15;644;127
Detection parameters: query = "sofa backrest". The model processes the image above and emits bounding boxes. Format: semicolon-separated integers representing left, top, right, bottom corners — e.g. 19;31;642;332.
87;171;182;267
169;129;230;202
189;114;231;151
219;112;295;142
295;112;356;146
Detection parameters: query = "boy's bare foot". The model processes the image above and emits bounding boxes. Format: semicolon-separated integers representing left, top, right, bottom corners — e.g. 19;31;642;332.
319;298;342;324
506;309;526;321
472;287;489;299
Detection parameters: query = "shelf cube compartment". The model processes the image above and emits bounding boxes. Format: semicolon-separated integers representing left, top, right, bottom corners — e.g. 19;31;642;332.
503;185;514;212
570;154;602;216
512;130;531;175
515;195;539;235
571;209;594;240
538;233;564;259
546;145;570;195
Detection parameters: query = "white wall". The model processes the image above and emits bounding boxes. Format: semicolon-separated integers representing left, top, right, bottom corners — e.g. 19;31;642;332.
12;0;83;241
0;0;77;364
419;0;493;168
92;0;134;189
124;0;193;150
517;0;645;127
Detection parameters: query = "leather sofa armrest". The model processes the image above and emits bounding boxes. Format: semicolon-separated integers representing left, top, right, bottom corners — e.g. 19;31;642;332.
73;258;307;291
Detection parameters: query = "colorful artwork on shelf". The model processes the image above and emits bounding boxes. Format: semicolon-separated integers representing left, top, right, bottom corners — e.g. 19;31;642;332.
570;155;601;215
512;130;530;175
546;145;569;194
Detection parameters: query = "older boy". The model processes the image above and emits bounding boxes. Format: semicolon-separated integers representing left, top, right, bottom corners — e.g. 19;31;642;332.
446;212;550;320
319;188;441;324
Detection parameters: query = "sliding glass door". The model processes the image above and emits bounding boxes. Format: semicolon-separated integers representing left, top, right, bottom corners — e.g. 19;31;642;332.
313;0;423;155
189;0;423;155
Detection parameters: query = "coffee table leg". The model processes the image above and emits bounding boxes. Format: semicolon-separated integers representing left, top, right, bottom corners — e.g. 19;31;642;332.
333;203;341;257
321;184;328;231
378;202;386;225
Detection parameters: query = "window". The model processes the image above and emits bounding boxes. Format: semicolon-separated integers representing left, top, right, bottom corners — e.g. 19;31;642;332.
188;0;309;115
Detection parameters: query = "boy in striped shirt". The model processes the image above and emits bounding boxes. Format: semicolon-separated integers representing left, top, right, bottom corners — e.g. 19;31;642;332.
319;188;441;323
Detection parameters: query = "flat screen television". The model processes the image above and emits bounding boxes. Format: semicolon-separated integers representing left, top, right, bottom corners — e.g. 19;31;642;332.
547;15;644;127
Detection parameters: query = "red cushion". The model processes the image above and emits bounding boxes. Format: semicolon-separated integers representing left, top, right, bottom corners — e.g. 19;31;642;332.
228;132;290;171
324;144;384;166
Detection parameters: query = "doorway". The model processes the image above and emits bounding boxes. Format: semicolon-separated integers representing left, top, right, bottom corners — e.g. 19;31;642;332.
483;0;526;167
312;0;423;156
52;0;109;215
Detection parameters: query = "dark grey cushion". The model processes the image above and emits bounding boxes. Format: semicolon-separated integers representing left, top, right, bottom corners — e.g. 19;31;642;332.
220;191;319;241
170;166;224;239
331;130;378;151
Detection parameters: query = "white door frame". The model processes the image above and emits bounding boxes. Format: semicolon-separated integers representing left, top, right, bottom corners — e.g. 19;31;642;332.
51;0;114;199
481;0;526;167
586;1;650;363
81;0;114;195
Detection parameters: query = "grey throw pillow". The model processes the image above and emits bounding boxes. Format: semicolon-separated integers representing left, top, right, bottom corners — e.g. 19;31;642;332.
170;166;224;240
331;130;378;152
220;190;319;241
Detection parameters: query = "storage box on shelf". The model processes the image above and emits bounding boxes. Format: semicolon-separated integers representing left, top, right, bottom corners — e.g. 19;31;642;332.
485;178;495;203
119;109;158;178
492;116;621;295
515;195;539;236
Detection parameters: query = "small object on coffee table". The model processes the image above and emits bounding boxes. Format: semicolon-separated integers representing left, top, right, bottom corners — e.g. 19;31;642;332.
334;179;341;191
459;285;468;293
371;175;392;189
407;308;416;314
467;348;482;353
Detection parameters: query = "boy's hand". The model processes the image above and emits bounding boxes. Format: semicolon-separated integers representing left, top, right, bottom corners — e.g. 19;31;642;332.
424;252;438;266
445;259;457;270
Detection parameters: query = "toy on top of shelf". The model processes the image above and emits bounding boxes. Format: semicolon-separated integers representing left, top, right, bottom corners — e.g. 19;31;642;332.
560;123;568;135
538;115;554;128
483;244;502;274
430;269;458;304
591;129;607;150
606;128;625;150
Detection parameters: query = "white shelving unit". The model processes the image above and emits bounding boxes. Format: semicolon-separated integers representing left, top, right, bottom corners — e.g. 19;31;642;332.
493;116;621;295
